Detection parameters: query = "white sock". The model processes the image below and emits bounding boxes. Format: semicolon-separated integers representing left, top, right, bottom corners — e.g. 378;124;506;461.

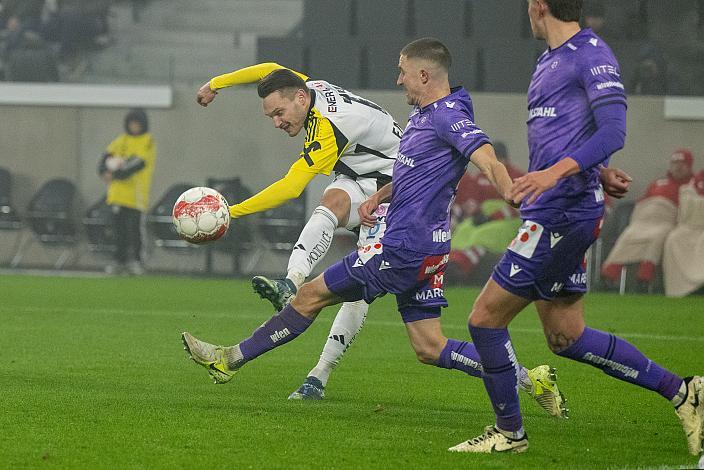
671;380;688;408
286;205;338;289
518;366;532;392
308;300;368;386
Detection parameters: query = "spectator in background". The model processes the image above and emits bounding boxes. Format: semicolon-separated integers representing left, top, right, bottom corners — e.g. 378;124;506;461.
662;169;704;297
601;149;695;289
98;109;157;275
446;142;524;283
630;43;667;95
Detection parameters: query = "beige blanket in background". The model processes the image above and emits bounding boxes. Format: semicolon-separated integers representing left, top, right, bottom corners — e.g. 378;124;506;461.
663;185;704;297
604;196;678;266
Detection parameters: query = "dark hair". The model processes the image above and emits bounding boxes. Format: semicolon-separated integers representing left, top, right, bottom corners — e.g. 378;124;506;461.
400;37;452;72
124;108;148;134
544;0;583;22
257;69;308;99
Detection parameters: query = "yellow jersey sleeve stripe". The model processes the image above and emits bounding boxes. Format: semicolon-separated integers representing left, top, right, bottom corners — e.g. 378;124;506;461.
210;63;309;90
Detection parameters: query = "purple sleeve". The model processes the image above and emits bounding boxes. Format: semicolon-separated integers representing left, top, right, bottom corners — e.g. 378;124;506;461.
570;43;627;170
434;108;491;160
569;101;626;171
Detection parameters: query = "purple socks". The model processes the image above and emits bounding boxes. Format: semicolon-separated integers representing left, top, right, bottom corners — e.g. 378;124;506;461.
469;325;523;433
557;327;683;400
239;304;313;361
438;339;483;378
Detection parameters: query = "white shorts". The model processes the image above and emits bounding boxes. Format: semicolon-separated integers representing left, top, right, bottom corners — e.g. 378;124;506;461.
324;174;388;247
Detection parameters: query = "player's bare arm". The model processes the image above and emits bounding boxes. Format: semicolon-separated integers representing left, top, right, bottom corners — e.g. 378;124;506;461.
358;183;392;227
470;143;514;202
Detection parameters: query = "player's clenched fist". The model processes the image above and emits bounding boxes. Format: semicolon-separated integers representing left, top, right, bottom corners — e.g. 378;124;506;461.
196;81;218;107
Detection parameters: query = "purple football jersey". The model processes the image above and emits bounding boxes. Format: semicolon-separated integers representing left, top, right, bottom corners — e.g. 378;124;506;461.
522;28;627;222
382;87;490;255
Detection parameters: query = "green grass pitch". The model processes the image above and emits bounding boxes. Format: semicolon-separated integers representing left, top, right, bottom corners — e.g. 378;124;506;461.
1;274;702;469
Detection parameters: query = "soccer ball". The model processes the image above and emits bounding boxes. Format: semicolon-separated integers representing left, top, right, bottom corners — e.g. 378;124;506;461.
172;187;230;244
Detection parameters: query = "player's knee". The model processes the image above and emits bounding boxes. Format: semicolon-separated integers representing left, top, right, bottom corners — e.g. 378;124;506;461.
468;303;490;328
292;282;324;318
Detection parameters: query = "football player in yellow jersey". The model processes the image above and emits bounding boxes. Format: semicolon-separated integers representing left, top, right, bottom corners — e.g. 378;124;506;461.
196;63;400;399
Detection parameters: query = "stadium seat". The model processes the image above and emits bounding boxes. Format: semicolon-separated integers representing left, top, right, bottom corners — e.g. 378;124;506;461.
204;177;254;275
146;182;198;251
0;167;23;266
12;178;79;269
0;167;22;231
82;196;116;256
241;192;307;274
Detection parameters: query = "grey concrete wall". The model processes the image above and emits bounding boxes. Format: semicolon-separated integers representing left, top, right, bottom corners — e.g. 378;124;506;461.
1;86;703;273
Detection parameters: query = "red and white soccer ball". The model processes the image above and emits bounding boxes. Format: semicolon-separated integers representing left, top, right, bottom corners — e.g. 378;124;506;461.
172;187;230;244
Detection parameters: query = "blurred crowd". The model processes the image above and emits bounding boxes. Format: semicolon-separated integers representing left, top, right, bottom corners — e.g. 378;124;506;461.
601;149;704;296
0;0;113;81
583;0;704;96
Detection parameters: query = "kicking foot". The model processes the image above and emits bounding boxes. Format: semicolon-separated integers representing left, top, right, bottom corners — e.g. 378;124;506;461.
181;332;239;384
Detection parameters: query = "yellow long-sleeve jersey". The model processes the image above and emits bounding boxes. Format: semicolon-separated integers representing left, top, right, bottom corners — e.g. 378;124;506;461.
209;63;399;219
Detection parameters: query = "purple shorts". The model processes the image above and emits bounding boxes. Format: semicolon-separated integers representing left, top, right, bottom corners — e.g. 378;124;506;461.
492;216;602;301
323;241;448;323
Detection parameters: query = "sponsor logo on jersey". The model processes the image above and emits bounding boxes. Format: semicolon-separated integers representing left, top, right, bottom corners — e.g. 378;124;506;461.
432;228;451;243
569;272;587;285
431;272;444;289
418;254;450;279
550;232;563;248
396;153;415;168
589;37;599;47
450;119;475;132
596;81;624;91
461;129;484;138
589;64;620;77
528;107;557;119
270;328;291;343
445;101;455;108
415;287;444;301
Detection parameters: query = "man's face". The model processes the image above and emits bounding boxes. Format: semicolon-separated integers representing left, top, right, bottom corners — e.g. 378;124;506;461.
262;89;308;137
669;159;692;180
397;55;424;106
527;0;547;40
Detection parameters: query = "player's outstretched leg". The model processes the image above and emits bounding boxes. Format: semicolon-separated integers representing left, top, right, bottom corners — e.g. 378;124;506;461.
253;206;339;311
289;300;368;400
182;303;315;383
181;332;241;384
